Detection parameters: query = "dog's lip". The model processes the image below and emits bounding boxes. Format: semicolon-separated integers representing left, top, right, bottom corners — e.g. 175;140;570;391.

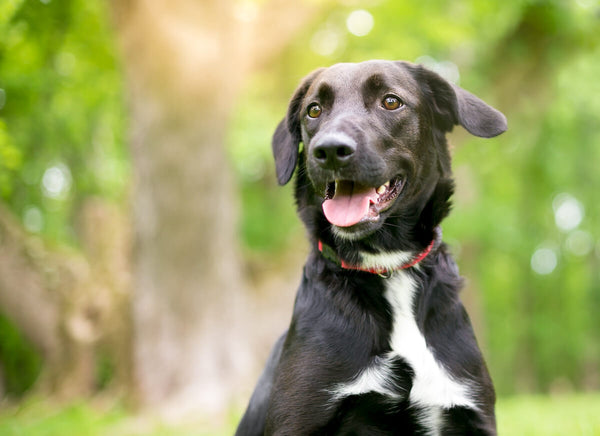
372;177;404;213
325;177;403;201
323;176;405;225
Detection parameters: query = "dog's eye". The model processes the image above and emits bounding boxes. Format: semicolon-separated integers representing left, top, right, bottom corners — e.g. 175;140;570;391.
382;95;403;110
307;103;322;118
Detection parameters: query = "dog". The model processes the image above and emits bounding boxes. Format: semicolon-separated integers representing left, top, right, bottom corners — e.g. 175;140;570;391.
236;60;507;435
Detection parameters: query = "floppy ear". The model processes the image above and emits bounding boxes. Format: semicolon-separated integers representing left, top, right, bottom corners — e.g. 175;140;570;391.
272;119;298;186
272;68;324;185
450;82;507;138
417;65;507;138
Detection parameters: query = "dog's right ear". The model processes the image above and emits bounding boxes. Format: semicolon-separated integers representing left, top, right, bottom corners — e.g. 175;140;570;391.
272;68;324;185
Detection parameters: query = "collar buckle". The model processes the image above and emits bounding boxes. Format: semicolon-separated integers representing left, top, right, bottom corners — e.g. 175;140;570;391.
378;270;393;279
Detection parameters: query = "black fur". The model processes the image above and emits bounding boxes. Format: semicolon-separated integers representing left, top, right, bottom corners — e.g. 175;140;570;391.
236;60;506;435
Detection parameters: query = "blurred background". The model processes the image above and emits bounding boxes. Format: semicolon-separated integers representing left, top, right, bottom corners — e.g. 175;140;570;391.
0;0;599;434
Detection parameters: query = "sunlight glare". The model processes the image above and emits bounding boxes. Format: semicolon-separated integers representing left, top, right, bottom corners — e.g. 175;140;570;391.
234;1;259;22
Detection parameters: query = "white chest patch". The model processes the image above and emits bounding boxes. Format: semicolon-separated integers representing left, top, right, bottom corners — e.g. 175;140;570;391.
329;271;477;435
384;272;476;410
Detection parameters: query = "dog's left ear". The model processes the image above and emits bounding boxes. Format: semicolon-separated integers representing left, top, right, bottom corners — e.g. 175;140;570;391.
272;68;324;185
449;81;507;138
417;65;507;138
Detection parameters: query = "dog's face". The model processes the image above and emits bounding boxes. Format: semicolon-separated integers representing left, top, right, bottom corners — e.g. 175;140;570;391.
273;60;506;244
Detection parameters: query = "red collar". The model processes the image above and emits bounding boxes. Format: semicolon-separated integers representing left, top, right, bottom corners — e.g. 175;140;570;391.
317;238;436;277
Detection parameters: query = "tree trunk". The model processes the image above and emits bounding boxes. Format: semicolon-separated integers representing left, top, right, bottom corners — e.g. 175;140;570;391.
111;0;318;415
128;93;250;414
113;0;248;415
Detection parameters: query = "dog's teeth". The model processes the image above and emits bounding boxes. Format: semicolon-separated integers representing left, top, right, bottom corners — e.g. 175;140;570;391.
376;184;387;195
384;180;390;187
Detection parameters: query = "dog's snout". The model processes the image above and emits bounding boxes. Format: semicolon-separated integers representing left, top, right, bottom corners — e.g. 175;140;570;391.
312;138;356;170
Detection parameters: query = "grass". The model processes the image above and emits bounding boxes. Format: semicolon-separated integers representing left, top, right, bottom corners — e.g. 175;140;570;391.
0;398;125;436
497;393;600;435
0;393;599;435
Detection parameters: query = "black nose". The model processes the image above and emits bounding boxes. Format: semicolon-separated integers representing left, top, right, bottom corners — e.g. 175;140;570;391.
312;140;356;170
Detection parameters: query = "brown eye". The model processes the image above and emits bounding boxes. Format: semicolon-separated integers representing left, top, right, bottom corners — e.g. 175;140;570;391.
307;103;322;118
383;95;403;110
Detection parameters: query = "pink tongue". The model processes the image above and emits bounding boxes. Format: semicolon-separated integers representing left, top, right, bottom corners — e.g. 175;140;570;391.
322;182;379;227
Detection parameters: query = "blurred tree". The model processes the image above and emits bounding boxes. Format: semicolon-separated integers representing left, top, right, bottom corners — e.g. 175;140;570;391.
0;0;130;397
109;0;320;414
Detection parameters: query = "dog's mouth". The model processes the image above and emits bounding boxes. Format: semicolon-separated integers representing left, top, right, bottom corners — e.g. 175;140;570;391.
322;177;404;228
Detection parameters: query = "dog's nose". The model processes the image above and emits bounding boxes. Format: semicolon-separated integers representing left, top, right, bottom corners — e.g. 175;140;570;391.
312;140;356;169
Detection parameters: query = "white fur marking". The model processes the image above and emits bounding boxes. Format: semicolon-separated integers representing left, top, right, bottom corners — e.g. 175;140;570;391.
384;272;477;434
330;356;404;401
416;406;444;436
332;225;364;241
360;250;413;271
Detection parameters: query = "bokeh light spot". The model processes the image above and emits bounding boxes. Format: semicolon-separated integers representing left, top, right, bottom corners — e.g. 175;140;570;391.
42;163;72;200
531;247;558;275
416;55;461;84
311;29;341;56
346;10;374;37
565;230;594;257
23;206;44;233
553;193;584;232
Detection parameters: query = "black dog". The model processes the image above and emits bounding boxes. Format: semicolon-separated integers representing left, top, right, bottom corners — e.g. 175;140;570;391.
236;60;507;435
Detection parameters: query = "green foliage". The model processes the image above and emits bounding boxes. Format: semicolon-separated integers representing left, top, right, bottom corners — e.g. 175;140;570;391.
0;0;125;398
227;74;303;251
0;0;127;244
445;15;600;394
0;315;42;396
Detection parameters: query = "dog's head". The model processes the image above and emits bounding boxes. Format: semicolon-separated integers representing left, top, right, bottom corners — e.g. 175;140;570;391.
273;60;506;249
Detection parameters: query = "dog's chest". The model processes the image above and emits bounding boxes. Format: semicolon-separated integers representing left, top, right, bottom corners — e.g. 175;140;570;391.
330;271;477;434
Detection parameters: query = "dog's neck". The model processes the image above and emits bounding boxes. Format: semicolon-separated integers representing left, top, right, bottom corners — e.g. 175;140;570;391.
317;226;442;277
